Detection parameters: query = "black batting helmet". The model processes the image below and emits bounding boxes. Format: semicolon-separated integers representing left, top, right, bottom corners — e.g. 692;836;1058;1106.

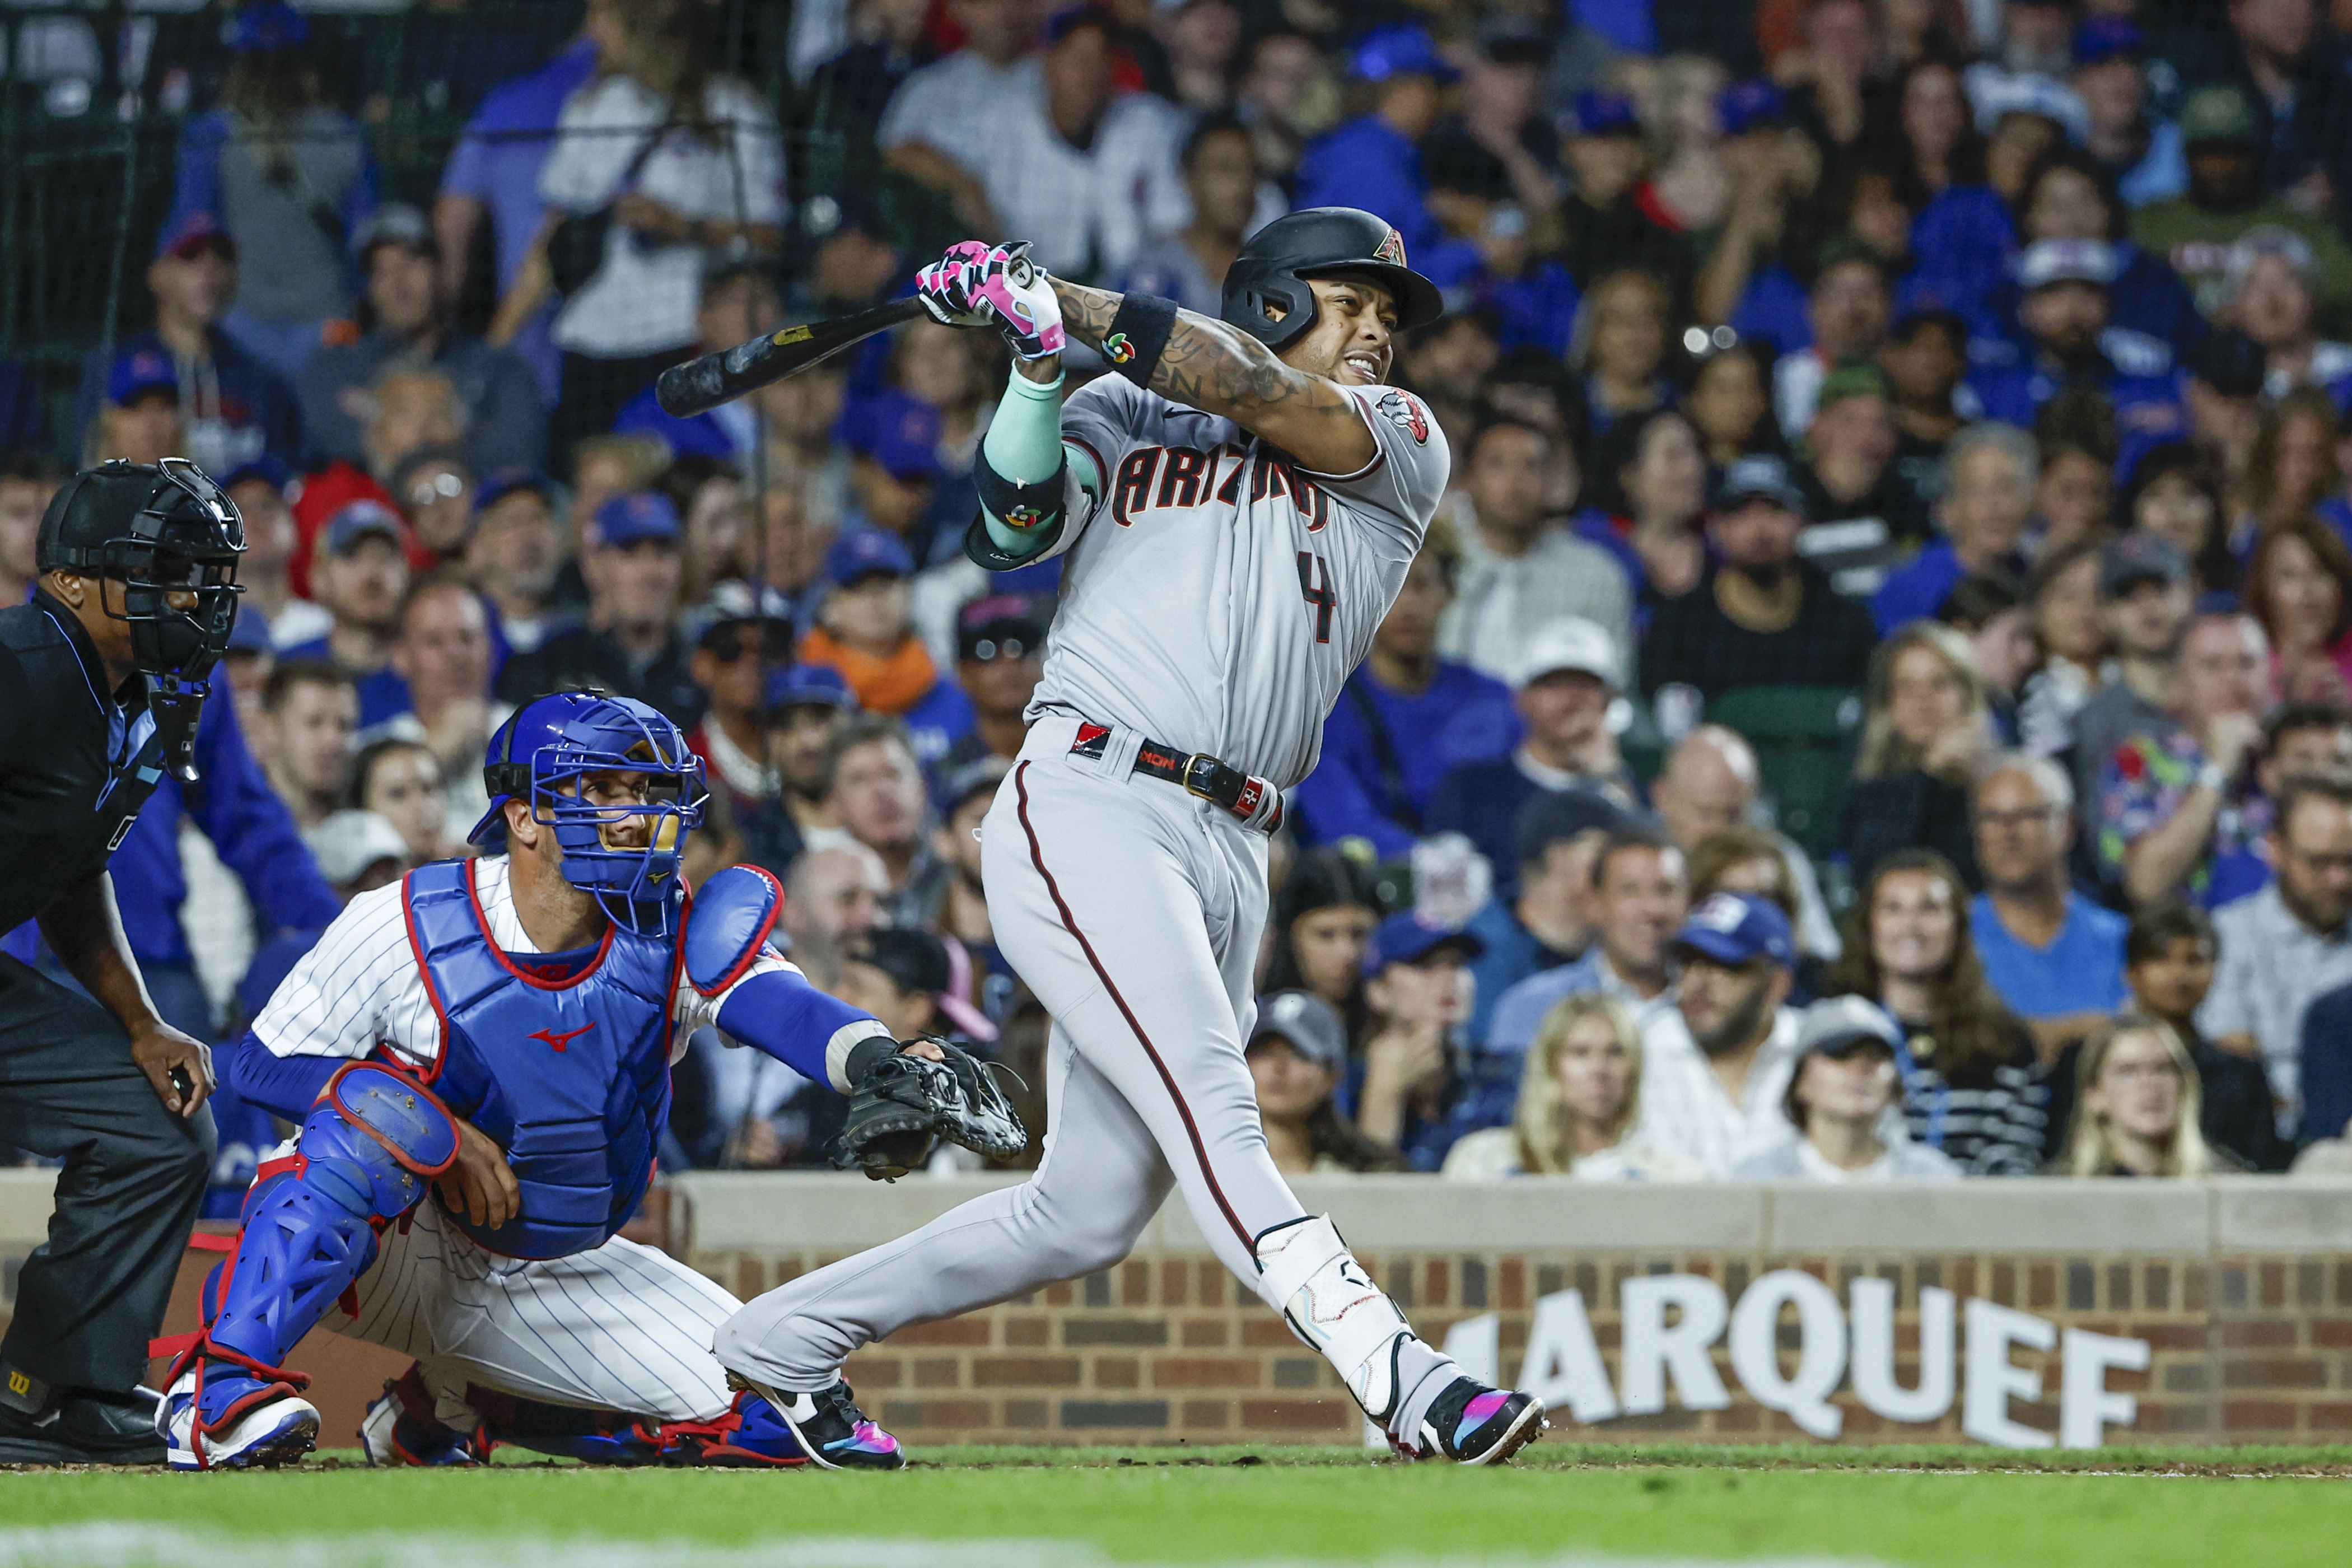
1220;207;1445;352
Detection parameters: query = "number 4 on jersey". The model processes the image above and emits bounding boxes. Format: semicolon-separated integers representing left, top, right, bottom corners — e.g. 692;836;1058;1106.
1296;552;1335;643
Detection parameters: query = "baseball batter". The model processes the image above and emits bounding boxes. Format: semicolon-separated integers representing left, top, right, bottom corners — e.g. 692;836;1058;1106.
718;212;1547;1464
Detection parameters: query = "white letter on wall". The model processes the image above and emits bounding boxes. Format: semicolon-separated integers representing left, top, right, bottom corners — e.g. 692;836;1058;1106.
1620;1274;1731;1416
1850;1278;1956;1424
1445;1313;1500;1385
1728;1270;1847;1438
1962;1299;2057;1448
2059;1327;2151;1449
1519;1290;1620;1422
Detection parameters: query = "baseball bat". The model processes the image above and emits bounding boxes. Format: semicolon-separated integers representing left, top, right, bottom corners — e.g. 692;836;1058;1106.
655;297;926;417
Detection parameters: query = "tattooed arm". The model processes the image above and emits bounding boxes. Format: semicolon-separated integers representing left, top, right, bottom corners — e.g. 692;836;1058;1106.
1041;279;1378;474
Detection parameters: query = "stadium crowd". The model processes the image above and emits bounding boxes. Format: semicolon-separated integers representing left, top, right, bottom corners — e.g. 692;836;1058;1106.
18;0;2352;1200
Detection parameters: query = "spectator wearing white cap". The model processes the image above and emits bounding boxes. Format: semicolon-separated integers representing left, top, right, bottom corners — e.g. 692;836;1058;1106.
300;808;413;900
1633;892;1805;1177
1965;238;2186;436
1437;418;1635;687
1728;996;1961;1181
1443;993;1704;1180
1248;991;1407;1176
1424;617;1641;881
2222;226;2352;403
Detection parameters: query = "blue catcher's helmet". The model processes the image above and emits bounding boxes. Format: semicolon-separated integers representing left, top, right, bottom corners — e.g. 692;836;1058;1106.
468;691;708;935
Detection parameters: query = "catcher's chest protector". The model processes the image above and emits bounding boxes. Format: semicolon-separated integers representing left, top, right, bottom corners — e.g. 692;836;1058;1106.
401;859;677;1259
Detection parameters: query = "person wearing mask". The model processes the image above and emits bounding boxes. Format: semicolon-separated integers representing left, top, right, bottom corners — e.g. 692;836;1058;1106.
1117;116;1270;318
1351;913;1483;1172
1424;619;1637;878
1295;27;1455;259
1488;827;1688;1056
497;492;701;727
1438;419;1634;684
464;469;568;659
255;662;358;832
1444;995;1702;1180
1824;850;2048;1175
1641;457;1878;699
2064;532;2194;807
2201;769;2352;1135
1729;996;1962;1181
739;664;858;878
2100;612;2279;908
299;206;545;479
823;717;944;926
1968;755;2129;1062
1262;849;1383;1046
2053;1015;2235;1177
1248;991;1407;1177
1462;789;1629;1046
1873;424;2037;635
1793;363;1933;602
797;531;973;769
1838;622;1998;892
1633;892;1803;1177
1298;523;1511;861
878;0;1041;235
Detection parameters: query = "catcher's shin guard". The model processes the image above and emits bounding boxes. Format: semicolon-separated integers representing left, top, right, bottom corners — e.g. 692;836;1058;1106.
1252;1214;1427;1428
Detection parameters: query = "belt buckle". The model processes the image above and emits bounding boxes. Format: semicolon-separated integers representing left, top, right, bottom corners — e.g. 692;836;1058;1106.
1178;753;1221;801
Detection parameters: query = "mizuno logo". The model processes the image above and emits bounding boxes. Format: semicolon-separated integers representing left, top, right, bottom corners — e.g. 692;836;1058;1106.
529;1023;596;1053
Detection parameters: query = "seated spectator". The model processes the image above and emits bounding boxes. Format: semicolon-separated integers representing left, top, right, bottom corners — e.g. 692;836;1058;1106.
497;492;703;726
1939;573;2034;743
1425;618;1638;878
825;716;945;926
1443;994;1703;1180
876;0;1040;235
1439;418;1634;683
739;663;858;878
2239;389;2340;543
1351;912;1483;1172
2032;417;2117;554
938;594;1047;773
1839;623;1997;890
2243;514;2352;706
1299;523;1511;860
1463;789;1630;1046
1248;991;1406;1177
610;262;778;469
1640;456;1878;699
1117;115;1265;318
932;758;1010;981
278;502;414;729
782;841;892;988
1684;822;1827;993
2071;16;2183;207
838;400;944;563
301;809;413;901
0;454;58;609
1632;892;1803;1177
256;661;358;832
1967;240;2185;440
1969;754;2126;1062
74;213;302;478
1873;423;2036;635
290;368;461;596
668;453;750;609
685;615;797;823
1772;240;1894;444
2053;533;2188;804
1824;850;2048;1174
1995;150;2199;349
2125;444;2235;601
2052;1015;2237;1177
300;205;544;479
348;736;460;867
1879;310;1972;507
1555;93;1691;300
1653;725;1841;964
465;468;568;657
1728;996;1962;1182
2013;539;2110;760
836;928;997;1052
2040;903;2290;1170
2099;612;2276;907
1488;826;1688;1055
1793;363;1931;601
366;575;507;833
91;350;188;467
798;531;973;768
1682;341;1782;469
1573;267;1677;446
389;445;477;568
2202;769;2352;1134
2224;227;2352;402
1576;408;1709;615
1262;848;1384;1043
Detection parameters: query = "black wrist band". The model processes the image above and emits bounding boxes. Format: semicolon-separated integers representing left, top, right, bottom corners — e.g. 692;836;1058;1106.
1103;293;1179;389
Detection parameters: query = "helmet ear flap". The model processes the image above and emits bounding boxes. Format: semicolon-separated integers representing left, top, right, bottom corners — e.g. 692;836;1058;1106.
1230;272;1319;351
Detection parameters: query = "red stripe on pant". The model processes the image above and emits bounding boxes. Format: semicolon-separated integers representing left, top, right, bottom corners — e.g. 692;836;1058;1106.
1013;763;1253;1250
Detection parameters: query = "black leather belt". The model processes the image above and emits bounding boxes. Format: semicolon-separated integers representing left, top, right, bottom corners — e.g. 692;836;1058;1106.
1070;722;1285;831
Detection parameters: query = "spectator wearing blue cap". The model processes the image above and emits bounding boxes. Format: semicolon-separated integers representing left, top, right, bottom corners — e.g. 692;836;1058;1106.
1294;25;1458;259
91;350;185;469
1632;890;1805;1177
610;262;780;469
799;530;974;768
738;664;861;881
1350;912;1486;1171
297;204;548;482
161;3;381;384
496;491;704;726
2070;17;2186;208
0;453;59;609
1557;89;1690;298
1295;523;1513;862
1488;823;1687;1058
465;468;568;659
218;455;328;651
275;501;417;729
72;212;304;482
840;391;946;561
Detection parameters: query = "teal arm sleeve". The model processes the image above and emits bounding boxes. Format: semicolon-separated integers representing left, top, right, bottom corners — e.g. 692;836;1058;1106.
976;370;1099;559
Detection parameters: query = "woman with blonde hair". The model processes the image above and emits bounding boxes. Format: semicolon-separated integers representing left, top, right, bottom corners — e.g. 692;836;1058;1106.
1837;620;1994;890
1443;993;1704;1180
2057;1014;2234;1178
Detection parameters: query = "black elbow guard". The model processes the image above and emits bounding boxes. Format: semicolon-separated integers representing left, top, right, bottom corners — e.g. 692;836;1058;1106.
974;445;1066;534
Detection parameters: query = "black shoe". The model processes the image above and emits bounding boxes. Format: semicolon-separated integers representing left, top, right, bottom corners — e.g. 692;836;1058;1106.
727;1373;904;1471
0;1388;165;1465
1417;1378;1547;1466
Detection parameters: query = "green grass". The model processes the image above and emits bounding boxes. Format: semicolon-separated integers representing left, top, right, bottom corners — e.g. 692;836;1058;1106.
2;1445;2349;1566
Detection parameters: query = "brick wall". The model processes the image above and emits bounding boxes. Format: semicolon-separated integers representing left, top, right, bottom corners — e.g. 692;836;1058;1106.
690;1236;2352;1446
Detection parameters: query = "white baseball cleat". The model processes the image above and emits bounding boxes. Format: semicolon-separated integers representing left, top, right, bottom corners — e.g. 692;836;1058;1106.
162;1368;320;1471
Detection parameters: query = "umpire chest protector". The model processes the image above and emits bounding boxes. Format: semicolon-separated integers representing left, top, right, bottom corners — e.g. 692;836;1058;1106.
399;858;680;1259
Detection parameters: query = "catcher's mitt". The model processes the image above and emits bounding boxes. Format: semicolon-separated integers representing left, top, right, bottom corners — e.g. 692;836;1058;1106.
832;1039;1029;1180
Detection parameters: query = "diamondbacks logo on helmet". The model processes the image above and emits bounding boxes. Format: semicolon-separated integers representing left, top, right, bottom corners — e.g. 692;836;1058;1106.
1372;227;1407;267
1376;390;1430;445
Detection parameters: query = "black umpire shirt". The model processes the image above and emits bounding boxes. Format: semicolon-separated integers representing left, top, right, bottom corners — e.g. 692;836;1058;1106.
0;591;168;935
